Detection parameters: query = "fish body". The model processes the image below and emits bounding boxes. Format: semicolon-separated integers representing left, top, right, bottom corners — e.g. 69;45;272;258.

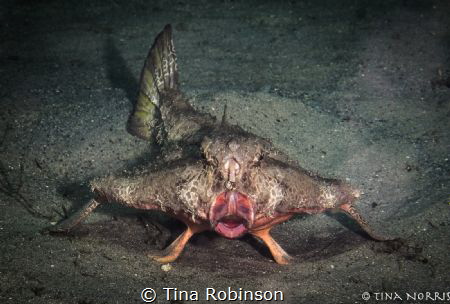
50;25;391;264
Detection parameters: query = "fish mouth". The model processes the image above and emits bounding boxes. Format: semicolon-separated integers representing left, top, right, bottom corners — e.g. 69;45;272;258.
214;215;248;239
209;191;254;239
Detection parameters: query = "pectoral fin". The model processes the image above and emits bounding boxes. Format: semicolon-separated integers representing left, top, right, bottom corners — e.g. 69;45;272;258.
251;227;293;265
149;220;209;263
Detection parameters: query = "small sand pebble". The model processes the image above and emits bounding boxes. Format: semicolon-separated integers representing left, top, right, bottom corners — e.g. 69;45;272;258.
161;264;172;272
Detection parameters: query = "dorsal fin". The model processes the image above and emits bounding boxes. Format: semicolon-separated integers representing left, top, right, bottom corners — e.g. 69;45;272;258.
127;24;179;140
145;24;179;98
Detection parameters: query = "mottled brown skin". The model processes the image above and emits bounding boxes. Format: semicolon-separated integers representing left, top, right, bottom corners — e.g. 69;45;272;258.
49;25;392;264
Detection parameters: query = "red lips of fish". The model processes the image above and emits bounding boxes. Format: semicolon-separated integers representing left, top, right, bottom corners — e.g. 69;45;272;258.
209;191;254;239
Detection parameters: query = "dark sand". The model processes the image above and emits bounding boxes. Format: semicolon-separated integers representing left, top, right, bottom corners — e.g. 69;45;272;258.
1;0;449;303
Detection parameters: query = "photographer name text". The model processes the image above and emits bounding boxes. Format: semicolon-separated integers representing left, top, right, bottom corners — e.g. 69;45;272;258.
163;287;283;301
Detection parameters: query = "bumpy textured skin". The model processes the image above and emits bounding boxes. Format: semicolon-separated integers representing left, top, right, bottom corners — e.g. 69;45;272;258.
89;137;352;222
91;161;211;218
50;24;391;264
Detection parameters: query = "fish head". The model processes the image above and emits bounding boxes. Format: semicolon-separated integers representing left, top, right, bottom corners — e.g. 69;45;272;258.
201;135;265;190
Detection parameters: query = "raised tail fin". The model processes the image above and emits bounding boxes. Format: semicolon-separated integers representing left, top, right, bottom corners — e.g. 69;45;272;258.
127;24;179;140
